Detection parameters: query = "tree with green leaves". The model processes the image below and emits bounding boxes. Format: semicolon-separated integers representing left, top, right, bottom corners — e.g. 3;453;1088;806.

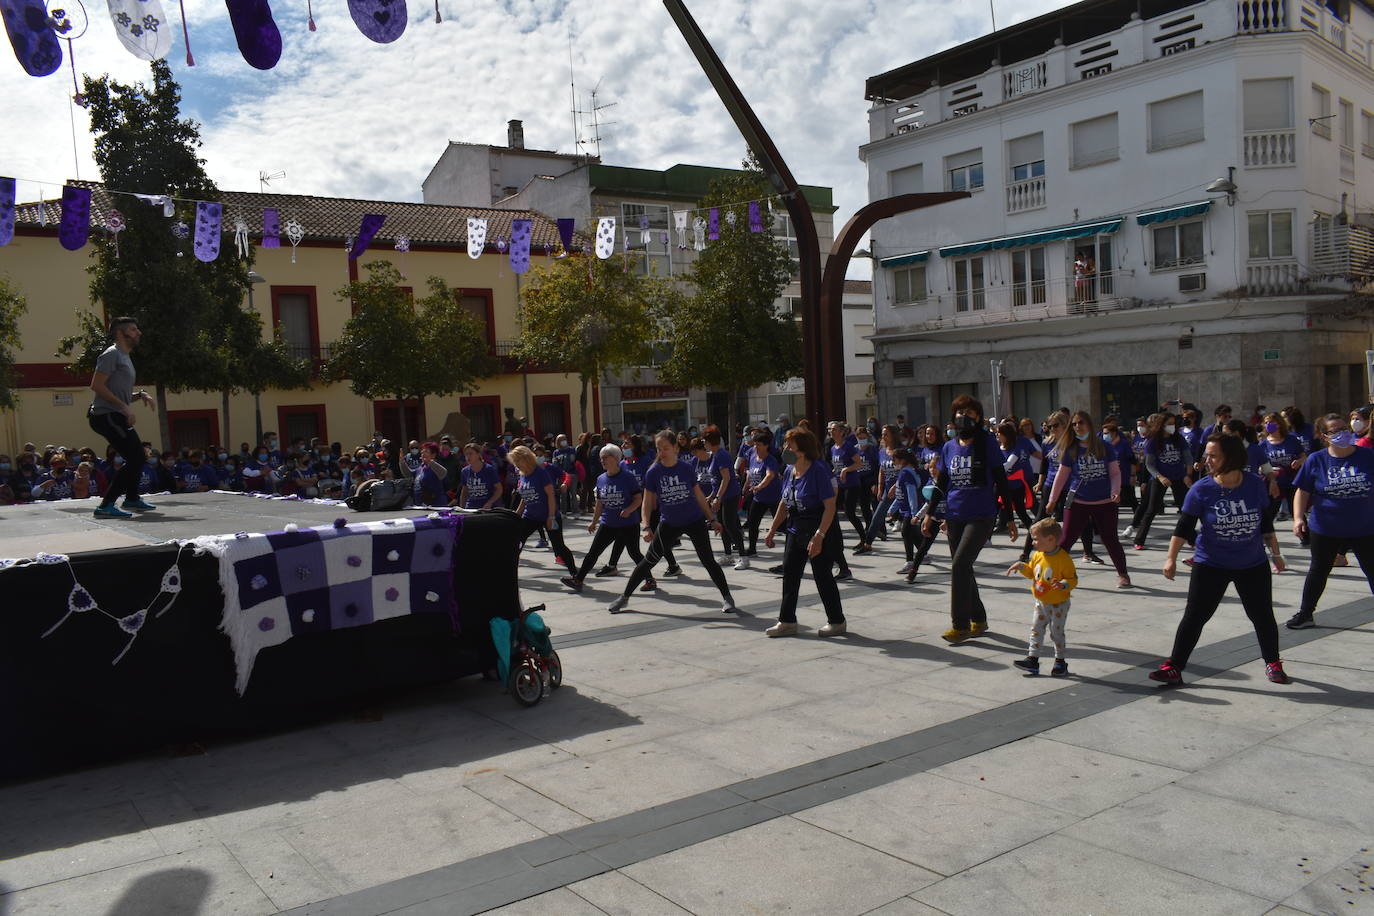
323;261;497;445
0;274;27;410
659;155;801;437
515;254;678;435
211;314;313;448
56;60;261;450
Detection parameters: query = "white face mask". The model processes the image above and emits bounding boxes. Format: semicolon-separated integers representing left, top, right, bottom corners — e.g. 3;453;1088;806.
1164;425;1176;435
1353;417;1368;434
1136;426;1148;437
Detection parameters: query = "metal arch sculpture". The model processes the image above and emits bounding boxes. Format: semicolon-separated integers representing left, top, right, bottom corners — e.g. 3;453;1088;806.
662;0;968;426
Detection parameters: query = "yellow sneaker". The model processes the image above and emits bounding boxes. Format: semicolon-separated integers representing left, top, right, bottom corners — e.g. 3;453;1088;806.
942;627;972;643
970;622;989;637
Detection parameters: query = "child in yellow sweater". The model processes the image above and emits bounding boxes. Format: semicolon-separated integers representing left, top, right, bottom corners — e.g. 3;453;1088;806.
1006;517;1078;676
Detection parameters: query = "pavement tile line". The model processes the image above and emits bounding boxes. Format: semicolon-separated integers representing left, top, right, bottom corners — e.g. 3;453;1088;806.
282;596;1374;916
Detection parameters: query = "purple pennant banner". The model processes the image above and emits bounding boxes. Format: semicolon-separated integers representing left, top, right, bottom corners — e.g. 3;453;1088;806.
748;201;763;233
224;0;282;70
261;208;280;248
347;0;406;43
59;185;91;251
556;218;575;255
0;176;14;246
509;218;531;274
349;214;385;260
1;0;63;76
193;200;222;261
708;207;719;240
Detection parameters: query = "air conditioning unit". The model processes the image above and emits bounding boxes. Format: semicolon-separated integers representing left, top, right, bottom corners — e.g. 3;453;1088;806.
1178;273;1207;292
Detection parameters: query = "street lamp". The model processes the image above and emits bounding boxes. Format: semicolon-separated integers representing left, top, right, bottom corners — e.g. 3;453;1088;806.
1205;166;1237;207
246;270;267;445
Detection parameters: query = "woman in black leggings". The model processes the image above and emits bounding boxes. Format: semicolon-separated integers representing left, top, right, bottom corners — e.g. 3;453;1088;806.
741;431;782;561
509;446;577;571
1133;411;1194;550
1284;412;1374;629
1149;433;1290;686
827;422;869;545
561;444;655;593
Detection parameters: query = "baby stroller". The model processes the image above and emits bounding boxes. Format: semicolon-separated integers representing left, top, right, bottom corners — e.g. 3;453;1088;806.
489;604;563;707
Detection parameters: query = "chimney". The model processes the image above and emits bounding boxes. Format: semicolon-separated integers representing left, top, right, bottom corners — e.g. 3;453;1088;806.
507;119;524;149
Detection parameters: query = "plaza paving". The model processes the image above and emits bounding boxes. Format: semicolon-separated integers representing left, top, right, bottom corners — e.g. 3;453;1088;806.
1;513;1372;915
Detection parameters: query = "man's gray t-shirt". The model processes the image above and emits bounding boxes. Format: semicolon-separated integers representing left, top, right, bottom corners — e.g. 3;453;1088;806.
91;345;135;415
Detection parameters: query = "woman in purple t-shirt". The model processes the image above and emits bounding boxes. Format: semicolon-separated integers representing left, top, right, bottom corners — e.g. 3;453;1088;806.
561;444;655;594
457;444;502;510
509;445;577;571
608;430;736;616
1149;433;1289;686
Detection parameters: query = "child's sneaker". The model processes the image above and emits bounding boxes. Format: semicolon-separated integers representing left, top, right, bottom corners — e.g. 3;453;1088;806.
1148;661;1183;685
1050;659;1069;677
1013;656;1040;675
1265;659;1291;684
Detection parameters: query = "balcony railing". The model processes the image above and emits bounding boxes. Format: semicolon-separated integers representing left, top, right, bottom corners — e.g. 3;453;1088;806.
1005;176;1047;214
1246;262;1303;295
913;272;1130;330
1311;222;1374;280
1238;0;1288;32
1243;129;1297;167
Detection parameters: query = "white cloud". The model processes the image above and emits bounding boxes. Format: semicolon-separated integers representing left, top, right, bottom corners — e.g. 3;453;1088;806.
1;0;1077;276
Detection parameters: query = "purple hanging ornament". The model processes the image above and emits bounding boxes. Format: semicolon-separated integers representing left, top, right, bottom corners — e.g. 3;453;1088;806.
347;0;405;43
261;208;280;248
708;207;720;241
0;176;14;246
349;214;385;260
1;0;63;76
225;0;281;70
193;200;222;261
509;219;531;274
59;184;91;251
748;201;763;233
556;218;575;258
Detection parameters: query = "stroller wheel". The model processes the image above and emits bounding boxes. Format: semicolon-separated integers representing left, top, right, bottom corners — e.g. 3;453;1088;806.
509;658;544;707
545;650;562;690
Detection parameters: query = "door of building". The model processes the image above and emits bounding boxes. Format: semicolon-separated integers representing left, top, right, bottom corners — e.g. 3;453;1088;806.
1100;374;1158;424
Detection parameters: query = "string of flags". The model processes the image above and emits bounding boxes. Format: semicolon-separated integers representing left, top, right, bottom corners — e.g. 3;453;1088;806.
0;176;780;274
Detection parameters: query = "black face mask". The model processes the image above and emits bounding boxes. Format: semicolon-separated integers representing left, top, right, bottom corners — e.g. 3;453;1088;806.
957;415;979;439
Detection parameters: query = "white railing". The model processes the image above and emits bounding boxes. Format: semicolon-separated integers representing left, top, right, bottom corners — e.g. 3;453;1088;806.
918;273;1129;329
1243;129;1297;166
1311;223;1374;279
1246;261;1302;294
1238;0;1288;32
1005;176;1047;214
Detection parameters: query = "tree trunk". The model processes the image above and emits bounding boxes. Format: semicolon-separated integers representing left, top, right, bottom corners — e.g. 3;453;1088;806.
221;389;232;450
726;388;738;452
155;385;170;453
579;374;590;437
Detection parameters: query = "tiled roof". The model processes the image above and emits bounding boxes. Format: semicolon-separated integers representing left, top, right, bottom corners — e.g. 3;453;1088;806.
13;181;579;251
844;279;873;293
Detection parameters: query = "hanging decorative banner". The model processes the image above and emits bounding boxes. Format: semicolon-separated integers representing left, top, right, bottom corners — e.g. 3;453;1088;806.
225;0;282;70
692;216;706;251
0;176;14;246
261;208;280;247
234;219;250;258
37;188;45;226
347;0;406;43
708;207;719;241
465;217;486;259
58;185;91;251
106;209;125;257
509;218;531;274
495;237;507;277
193;200;222;262
674;210;688;248
639;213;651;246
724;210;737;227
595;217;616;260
556;218;575;257
748;201;763;233
349;213;385;260
105;0;172;60
393;234;409;275
284;218;304;262
1;0;64;77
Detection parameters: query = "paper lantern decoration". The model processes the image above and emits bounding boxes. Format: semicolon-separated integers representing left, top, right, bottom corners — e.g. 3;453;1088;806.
595;217;616;260
465;218;486;259
556;218;574;258
262;208;280;248
1;0;63;76
349;213;385;260
59;185;91;251
748;201;763;233
233;219;250;257
284;218;303;262
193;201;222;262
348;0;406;43
225;0;281;70
105;0;172;60
725;210;737;227
509;218;531;274
0;176;13;246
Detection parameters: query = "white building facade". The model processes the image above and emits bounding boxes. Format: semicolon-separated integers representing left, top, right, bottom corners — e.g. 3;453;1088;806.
862;0;1374;427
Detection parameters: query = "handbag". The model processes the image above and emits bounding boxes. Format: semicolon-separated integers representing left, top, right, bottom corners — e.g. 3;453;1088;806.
346;478;412;511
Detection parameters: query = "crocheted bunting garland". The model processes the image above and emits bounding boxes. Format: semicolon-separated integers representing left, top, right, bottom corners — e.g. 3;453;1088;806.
205;514;461;694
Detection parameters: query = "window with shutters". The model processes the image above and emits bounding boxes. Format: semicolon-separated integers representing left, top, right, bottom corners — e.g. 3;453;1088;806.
1247;211;1294;260
1148;91;1204;151
889;164;923;195
892;266;927;305
953;257;985;311
1243;78;1293;130
1151;220;1205;269
945;149;984;192
1007;133;1045;181
1311;84;1332;138
1070;114;1118;168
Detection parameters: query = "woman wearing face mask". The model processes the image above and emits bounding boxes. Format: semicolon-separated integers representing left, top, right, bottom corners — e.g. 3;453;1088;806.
923;396;1019;642
862;425;902;551
601;434;678;576
1102;416;1137;514
829;422;868;552
851;427;879;553
411;442;448;506
1123;416;1152;537
1046;412;1132;588
1260;412;1306;527
1352;406;1373;449
1282;413;1374;629
510;445;577;570
1132;413;1194;550
458;443;503;509
742;430;783;561
562;444;655;593
242;446;274;493
1020;413;1068;564
995;422;1037;535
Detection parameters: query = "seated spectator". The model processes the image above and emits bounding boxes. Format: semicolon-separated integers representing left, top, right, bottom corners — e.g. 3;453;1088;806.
10;454;40;502
32;455;76;500
0;454;15;505
285;452;320;497
72;461;98;499
242;445;273;492
220;457;244;492
177;449;218;492
314;451;342;497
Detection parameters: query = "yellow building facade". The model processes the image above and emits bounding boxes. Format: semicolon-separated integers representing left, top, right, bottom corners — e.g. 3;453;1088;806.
0;186;599;455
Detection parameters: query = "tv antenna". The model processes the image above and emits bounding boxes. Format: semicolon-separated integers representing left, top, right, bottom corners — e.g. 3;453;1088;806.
575;81;617;160
259;169;286;193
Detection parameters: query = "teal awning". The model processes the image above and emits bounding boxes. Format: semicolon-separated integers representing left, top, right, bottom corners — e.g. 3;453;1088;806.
878;250;930;267
1135;200;1213;226
937;217;1123;259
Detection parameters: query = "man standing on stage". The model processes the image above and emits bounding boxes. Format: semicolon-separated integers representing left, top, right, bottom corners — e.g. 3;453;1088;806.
88;317;158;518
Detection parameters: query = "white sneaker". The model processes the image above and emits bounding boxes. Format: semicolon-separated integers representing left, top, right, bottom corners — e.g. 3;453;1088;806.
734;556;750;570
1121;526;1135;538
607;596;628;614
765;621;798;637
818;622;848;637
898;561;915;575
721;602;739;614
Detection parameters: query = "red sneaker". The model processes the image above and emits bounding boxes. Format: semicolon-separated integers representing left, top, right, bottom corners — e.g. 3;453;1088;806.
1148;661;1183;685
1265;660;1291;684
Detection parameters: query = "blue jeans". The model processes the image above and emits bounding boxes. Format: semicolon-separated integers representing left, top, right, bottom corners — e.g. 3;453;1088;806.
864;494;894;543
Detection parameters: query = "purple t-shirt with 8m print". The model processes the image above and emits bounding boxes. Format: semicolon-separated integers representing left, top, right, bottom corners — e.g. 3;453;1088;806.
644;460;704;526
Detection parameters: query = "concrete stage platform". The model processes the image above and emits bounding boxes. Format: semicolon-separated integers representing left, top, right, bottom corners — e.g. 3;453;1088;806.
0;492;433;559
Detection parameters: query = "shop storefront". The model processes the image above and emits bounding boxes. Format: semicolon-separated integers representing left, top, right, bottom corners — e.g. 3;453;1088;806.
619;386;690;435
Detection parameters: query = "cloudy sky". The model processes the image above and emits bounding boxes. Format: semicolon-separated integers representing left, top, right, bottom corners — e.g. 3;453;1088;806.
1;0;1074;275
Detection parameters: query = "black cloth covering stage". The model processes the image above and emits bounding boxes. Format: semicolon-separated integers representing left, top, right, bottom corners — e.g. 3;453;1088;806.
1;509;523;779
